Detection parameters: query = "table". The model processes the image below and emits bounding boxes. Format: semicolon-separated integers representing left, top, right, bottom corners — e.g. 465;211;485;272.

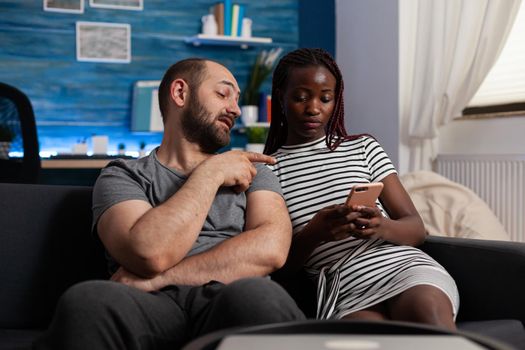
181;320;513;350
40;156;134;186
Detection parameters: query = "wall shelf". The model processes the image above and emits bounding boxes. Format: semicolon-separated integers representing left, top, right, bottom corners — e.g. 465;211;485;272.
234;122;270;130
185;34;272;49
244;122;270;128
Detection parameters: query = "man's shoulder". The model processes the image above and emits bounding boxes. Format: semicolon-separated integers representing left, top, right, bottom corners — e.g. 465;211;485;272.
102;152;155;175
94;152;160;193
254;162;274;171
249;162;282;196
254;162;278;179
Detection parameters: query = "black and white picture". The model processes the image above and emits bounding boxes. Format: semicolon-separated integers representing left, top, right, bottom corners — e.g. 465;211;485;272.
76;21;131;63
44;0;84;13
89;0;143;11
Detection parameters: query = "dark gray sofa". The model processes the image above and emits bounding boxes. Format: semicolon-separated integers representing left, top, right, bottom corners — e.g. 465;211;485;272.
1;183;524;349
0;183;107;350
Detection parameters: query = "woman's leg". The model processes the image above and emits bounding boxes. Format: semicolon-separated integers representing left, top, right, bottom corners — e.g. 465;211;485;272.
386;285;456;330
341;303;388;321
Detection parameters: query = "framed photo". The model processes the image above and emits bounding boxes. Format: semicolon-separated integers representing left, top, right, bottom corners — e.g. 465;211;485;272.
44;0;84;13
89;0;143;11
131;81;163;132
76;21;131;63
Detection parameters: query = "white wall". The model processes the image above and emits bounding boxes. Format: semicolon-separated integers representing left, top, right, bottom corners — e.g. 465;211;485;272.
439;116;525;155
336;0;399;167
336;0;525;171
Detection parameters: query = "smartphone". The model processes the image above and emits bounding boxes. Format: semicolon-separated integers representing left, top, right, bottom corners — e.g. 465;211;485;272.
345;182;384;207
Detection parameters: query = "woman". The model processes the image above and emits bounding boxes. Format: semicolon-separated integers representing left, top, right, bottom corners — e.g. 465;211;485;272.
265;48;459;330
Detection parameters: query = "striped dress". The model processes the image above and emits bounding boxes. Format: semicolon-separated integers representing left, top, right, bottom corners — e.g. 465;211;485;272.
268;136;459;320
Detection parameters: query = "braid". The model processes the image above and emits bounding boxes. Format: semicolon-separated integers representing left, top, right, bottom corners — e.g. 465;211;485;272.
264;48;359;155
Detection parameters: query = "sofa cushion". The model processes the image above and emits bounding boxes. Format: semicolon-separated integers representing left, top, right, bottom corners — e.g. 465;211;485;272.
0;329;43;350
399;171;510;241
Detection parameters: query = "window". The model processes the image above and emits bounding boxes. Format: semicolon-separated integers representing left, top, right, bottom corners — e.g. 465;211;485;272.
463;2;525;118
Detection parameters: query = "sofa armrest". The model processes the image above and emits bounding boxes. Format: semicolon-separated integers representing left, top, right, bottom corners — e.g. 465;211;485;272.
419;236;525;324
0;183;108;329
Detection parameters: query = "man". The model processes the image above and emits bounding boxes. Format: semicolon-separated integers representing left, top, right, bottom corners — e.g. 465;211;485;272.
34;58;305;349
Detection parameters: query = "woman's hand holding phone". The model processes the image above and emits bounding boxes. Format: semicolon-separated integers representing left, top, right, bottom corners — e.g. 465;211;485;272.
349;205;385;239
304;204;363;242
345;182;383;207
303;183;386;243
346;183;385;239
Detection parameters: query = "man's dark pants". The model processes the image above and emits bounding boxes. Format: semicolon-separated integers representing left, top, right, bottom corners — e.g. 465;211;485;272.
33;277;305;349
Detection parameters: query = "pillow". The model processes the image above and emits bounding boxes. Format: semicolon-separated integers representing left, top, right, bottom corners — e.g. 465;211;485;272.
399;170;510;241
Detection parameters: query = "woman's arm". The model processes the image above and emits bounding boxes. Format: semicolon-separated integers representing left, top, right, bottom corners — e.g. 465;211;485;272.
352;173;426;246
272;204;361;279
274;172;425;280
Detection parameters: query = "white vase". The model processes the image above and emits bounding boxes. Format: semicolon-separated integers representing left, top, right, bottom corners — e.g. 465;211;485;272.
245;143;265;154
241;105;259;125
201;14;218;35
241;18;252;38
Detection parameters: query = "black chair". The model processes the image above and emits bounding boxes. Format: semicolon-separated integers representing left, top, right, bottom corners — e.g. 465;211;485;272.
181;320;514;350
0;82;40;184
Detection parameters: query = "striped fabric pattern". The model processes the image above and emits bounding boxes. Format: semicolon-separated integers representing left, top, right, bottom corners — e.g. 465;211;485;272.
269;136;459;319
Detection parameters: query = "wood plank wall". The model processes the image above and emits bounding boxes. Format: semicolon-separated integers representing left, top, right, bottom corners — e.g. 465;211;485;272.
0;0;298;154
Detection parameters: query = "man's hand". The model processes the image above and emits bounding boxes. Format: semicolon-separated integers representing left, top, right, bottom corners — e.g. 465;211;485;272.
198;151;276;193
111;266;165;292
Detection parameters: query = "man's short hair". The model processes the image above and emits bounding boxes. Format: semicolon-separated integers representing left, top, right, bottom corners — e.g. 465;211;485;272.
158;58;209;120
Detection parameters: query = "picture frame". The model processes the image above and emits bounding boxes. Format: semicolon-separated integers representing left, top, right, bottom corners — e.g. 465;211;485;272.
43;0;84;14
89;0;143;11
131;81;164;132
76;21;131;64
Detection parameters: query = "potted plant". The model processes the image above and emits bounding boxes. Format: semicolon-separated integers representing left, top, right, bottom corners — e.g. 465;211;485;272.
0;124;15;160
241;47;282;125
245;126;268;153
138;141;147;158
117;142;126;156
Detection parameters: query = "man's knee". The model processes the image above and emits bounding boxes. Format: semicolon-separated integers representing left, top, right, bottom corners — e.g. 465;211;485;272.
35;281;131;349
216;277;305;322
55;280;127;323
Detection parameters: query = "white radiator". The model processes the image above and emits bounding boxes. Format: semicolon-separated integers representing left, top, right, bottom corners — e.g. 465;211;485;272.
435;155;525;242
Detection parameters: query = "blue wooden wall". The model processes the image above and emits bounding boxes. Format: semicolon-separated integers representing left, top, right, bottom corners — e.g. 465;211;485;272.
299;0;335;57
0;0;298;155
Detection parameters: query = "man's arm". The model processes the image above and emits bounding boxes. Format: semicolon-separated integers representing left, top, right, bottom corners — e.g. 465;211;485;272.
97;151;275;278
112;189;293;289
97;170;222;278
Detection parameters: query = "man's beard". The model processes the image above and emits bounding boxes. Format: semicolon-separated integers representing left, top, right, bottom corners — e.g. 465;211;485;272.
180;93;231;154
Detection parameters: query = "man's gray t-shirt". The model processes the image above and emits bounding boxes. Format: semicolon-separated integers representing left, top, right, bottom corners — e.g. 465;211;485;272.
92;148;282;272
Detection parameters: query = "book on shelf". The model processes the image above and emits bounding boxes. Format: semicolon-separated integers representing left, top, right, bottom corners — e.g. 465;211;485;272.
232;4;244;37
212;2;224;35
237;4;245;36
258;93;272;123
231;4;240;37
210;1;246;38
267;94;272;123
224;0;232;36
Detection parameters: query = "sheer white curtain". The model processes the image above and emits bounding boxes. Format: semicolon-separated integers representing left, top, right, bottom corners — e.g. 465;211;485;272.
399;0;521;171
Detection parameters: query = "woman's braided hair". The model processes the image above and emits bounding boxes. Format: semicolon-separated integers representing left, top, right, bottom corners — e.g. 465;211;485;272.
264;48;366;155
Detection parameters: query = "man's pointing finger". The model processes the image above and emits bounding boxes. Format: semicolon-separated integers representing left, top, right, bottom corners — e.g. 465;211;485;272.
243;152;276;165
